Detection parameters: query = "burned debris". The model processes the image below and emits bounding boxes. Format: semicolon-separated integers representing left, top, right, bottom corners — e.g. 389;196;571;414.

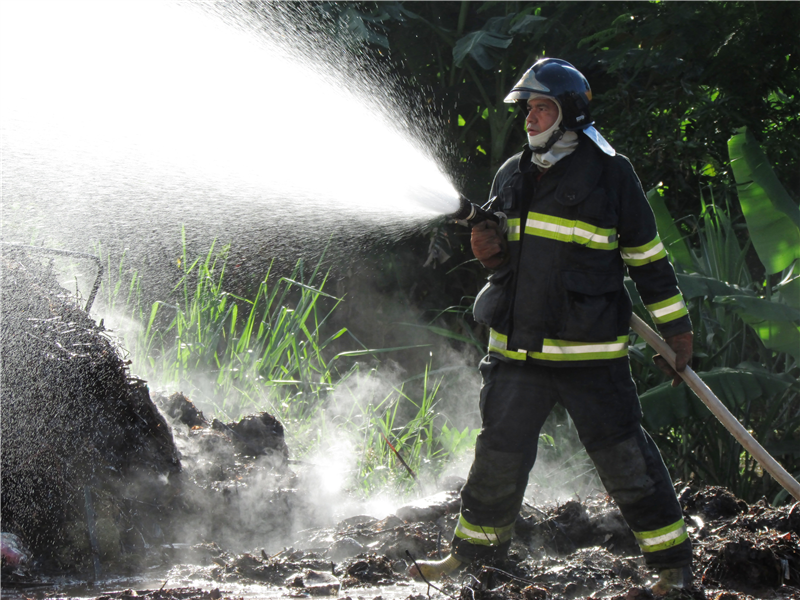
1;248;180;574
10;482;794;599
0;252;297;577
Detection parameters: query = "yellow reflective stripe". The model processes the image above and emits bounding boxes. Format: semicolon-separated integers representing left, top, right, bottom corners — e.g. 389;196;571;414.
621;236;667;266
488;329;527;360
489;330;628;362
507;218;521;242
454;515;514;546
525;212;618;250
646;294;689;324
634;519;688;553
529;336;629;361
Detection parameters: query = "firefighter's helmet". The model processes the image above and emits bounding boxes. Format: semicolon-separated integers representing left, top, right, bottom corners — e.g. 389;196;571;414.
505;58;592;130
505;58;614;155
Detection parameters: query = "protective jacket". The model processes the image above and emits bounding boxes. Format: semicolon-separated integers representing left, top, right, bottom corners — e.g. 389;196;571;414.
473;135;691;365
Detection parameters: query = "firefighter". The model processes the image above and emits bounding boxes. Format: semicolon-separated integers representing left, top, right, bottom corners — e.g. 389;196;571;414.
409;58;694;595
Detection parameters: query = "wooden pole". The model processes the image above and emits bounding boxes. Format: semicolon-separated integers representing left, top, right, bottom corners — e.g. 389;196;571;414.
630;313;800;503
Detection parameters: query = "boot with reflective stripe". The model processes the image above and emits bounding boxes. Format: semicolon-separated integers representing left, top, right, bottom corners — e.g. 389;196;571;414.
407;554;464;581
652;566;692;596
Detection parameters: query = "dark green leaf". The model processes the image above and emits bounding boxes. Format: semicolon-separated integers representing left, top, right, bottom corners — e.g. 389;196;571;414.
342;8;389;48
714;295;800;359
777;276;800;310
509;15;547;34
676;273;754;301
453;31;513;69
713;295;800;323
640;368;793;431
382;2;420;22
646;187;694;269
728;127;800;274
483;15;516;35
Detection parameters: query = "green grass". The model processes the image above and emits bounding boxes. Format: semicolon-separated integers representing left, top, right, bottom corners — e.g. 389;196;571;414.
98;235;480;497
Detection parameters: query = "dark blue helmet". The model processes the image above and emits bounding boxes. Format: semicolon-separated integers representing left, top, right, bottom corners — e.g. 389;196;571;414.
505;58;592;130
506;58;614;155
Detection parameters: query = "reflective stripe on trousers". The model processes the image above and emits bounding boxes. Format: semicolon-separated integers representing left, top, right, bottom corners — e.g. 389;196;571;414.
634;518;689;553
454;514;514;547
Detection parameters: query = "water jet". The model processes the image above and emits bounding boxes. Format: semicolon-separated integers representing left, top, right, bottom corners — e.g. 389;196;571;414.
0;0;461;278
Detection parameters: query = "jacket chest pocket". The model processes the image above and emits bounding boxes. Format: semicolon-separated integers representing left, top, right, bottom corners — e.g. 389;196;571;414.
559;270;623;342
575;188;613;222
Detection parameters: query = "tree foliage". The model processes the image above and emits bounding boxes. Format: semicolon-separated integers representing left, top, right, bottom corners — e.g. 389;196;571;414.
305;1;799;211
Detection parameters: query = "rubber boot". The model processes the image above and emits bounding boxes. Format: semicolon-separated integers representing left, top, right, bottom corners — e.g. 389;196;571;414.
407;554;463;581
652;566;692;595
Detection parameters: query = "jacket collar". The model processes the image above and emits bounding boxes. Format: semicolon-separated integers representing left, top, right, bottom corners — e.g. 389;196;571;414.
514;136;604;207
555;136;604;206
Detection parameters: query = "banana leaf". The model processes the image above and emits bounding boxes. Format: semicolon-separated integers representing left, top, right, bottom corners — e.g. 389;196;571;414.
624;273;753;306
714;296;800;360
646;187;694;269
776;276;800;310
728;127;800;274
509;14;547;34
714;295;800;323
676;273;754;300
453;30;512;69
640;367;794;431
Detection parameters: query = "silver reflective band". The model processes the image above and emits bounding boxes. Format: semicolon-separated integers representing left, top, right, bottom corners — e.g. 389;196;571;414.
634;519;689;553
528;216;617;247
539;339;627;356
651;300;685;319
621;241;666;263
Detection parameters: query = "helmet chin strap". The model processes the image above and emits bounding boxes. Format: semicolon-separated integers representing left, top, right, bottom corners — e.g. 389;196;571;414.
529;127;564;154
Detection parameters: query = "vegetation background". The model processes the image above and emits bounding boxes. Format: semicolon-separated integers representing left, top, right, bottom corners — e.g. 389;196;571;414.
104;1;799;505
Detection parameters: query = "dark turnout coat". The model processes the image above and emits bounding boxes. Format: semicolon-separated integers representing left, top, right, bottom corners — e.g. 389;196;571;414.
473;135;691;366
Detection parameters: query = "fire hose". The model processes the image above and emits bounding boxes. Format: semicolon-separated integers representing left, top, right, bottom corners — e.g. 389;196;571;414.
451;196;800;502
631;313;800;502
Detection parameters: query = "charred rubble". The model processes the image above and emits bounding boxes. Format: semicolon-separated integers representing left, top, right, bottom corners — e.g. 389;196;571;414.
1;248;180;573
10;481;796;600
0;251;298;576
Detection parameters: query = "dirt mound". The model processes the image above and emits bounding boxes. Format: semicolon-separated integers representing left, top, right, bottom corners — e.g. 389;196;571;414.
1;247;180;573
150;391;300;554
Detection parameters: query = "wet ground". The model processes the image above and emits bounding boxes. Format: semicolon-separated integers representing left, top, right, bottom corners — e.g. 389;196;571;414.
4;471;799;599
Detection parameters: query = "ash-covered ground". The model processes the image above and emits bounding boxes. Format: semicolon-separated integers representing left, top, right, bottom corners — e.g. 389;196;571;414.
5;425;799;600
2;248;799;600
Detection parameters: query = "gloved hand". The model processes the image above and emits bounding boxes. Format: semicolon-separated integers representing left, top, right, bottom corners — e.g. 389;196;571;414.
471;220;507;269
653;331;693;387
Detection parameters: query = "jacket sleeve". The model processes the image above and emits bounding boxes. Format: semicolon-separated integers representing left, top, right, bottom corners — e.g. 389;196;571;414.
613;156;692;338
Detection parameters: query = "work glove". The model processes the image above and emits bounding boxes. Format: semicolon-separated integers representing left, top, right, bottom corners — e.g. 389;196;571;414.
471;220;507;269
653;331;693;387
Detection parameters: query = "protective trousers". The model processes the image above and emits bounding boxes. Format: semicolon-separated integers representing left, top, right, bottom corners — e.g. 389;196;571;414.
451;355;691;570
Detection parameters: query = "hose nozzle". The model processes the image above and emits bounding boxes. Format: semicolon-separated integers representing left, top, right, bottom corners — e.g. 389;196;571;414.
450;195;499;227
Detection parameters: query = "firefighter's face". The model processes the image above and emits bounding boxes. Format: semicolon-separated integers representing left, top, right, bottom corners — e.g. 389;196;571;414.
525;97;559;134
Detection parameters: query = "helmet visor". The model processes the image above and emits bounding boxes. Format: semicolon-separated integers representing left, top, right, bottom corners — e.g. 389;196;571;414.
504;68;551;103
